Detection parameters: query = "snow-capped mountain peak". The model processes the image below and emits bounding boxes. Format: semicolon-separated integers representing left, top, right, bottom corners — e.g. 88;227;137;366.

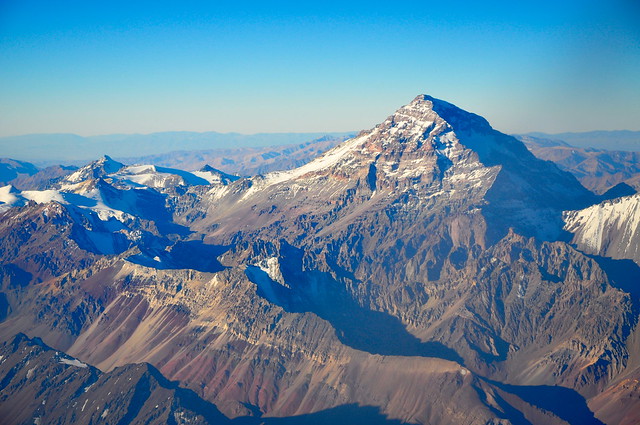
193;165;240;185
246;95;463;187
233;94;504;198
110;164;210;188
196;94;594;244
65;155;125;183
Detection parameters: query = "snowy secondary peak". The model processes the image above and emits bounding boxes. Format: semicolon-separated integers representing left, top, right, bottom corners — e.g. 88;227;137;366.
65;155;125;183
0;184;20;195
198;164;235;176
96;155;124;172
194;165;240;185
199;165;220;173
564;193;640;263
111;164;211;188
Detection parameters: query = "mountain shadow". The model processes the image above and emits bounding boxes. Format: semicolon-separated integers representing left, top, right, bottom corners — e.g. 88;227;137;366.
426;96;597;245
0;293;11;322
0;263;32;289
232;404;410;425
590;255;640;321
96;178;192;237
486;379;604;425
128;241;230;273
245;243;463;364
590;255;640;301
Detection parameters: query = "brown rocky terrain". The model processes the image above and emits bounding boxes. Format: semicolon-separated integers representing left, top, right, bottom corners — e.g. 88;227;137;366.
0;333;231;425
0;95;636;424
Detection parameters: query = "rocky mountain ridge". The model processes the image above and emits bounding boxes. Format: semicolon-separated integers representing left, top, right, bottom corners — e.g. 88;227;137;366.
0;95;636;424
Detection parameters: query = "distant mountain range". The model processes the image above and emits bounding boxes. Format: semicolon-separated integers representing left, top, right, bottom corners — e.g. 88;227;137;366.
0;131;354;165
518;135;640;195
523;130;640;151
0;136;352;192
2;129;637;168
119;134;352;176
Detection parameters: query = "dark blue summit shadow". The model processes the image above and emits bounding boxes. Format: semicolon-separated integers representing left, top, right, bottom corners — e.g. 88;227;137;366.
245;243;463;364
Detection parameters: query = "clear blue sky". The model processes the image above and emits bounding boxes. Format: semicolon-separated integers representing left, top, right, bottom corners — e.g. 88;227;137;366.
1;0;638;136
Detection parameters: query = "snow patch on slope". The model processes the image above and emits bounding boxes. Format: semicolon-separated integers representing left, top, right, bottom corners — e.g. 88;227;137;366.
59;357;88;368
254;257;286;286
267;135;366;185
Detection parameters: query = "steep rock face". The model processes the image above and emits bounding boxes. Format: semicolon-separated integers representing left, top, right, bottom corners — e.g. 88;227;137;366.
430;234;632;394
564;193;640;265
0;202;104;285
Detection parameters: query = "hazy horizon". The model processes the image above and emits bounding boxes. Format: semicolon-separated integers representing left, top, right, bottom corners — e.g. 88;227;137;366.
2;127;640;140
